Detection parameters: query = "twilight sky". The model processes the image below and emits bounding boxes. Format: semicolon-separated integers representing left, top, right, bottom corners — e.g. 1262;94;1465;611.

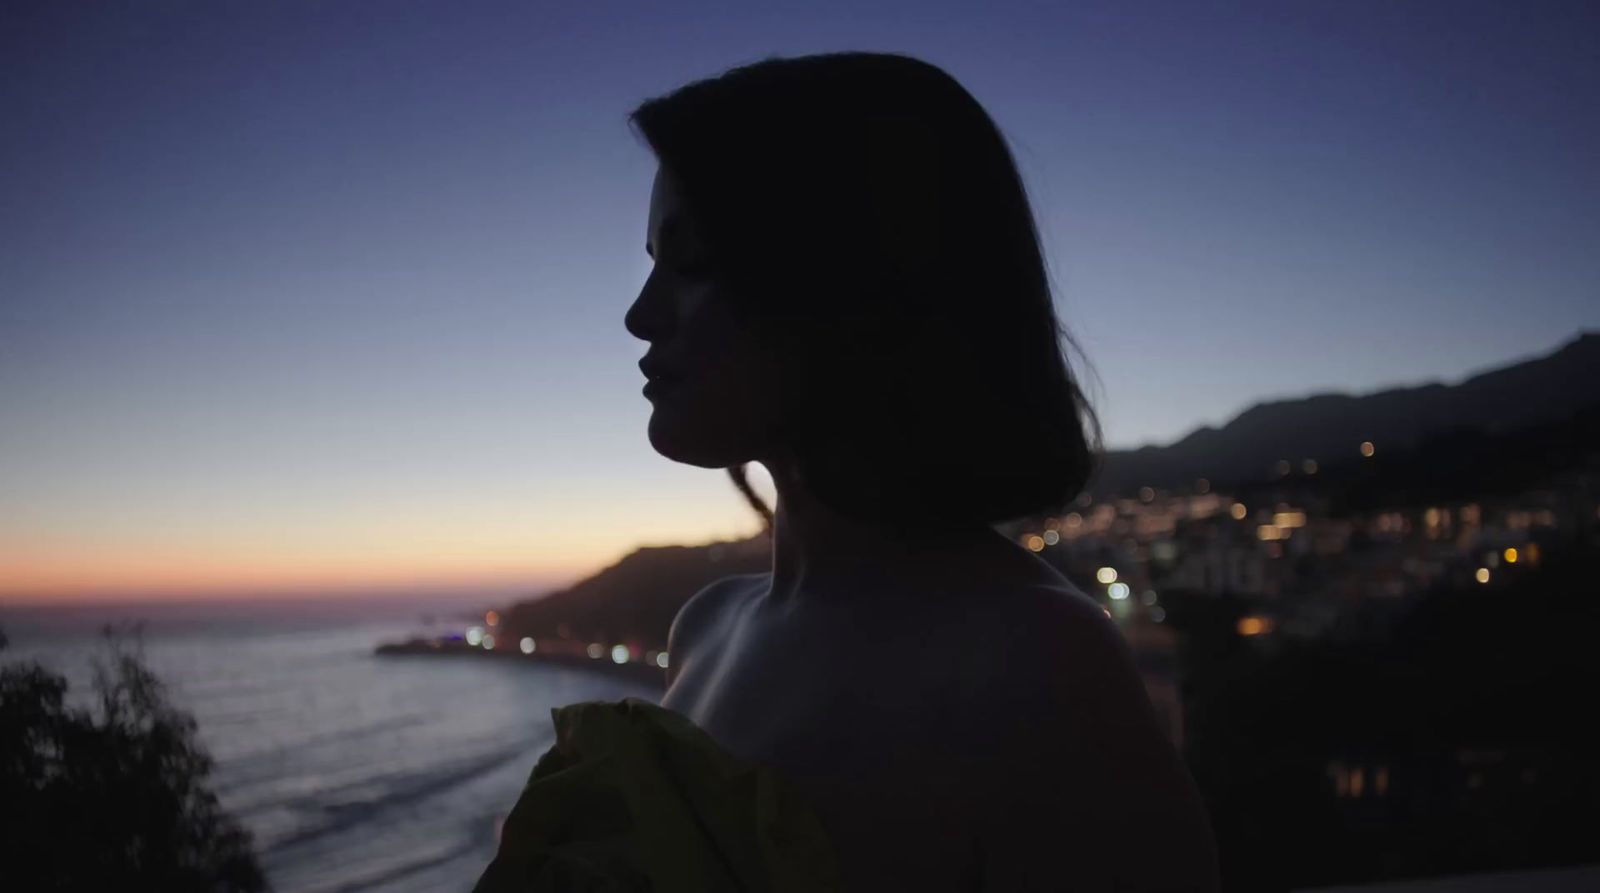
2;1;1596;600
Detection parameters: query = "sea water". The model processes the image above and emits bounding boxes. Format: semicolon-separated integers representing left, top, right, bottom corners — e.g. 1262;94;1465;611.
0;598;659;893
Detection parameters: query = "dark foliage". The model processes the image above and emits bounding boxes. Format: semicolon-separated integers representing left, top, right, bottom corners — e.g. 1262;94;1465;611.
0;625;268;892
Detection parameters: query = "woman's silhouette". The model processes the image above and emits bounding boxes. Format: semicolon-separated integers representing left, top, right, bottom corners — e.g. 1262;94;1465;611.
624;51;1218;891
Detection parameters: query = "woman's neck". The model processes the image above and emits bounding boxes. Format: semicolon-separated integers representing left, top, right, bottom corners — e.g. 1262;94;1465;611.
758;458;1010;609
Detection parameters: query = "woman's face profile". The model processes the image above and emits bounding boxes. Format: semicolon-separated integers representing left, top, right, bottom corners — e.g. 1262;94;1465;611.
626;165;784;469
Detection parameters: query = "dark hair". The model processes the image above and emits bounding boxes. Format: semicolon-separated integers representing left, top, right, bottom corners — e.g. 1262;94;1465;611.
628;51;1103;533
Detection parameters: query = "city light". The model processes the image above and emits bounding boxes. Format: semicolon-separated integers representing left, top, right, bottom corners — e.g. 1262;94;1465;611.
1150;606;1166;623
1095;566;1118;584
485;610;500;627
1025;534;1045;552
1504;547;1518;564
586;643;603;659
655;652;670;669
465;626;484;647
1043;530;1060;546
1257;525;1287;541
519;637;535;654
611;645;629;664
1230;503;1249;520
481;634;495;650
1237;616;1273;636
1302;459;1318;474
1195;478;1210;494
1274;459;1291;475
1141;590;1159;606
1475;567;1491;584
1108;582;1131;600
1139;486;1155;502
1273;511;1307;528
1360;441;1376;457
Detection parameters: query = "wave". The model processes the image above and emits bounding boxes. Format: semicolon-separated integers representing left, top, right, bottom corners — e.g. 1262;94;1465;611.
262;742;532;856
312;833;488;893
212;712;431;795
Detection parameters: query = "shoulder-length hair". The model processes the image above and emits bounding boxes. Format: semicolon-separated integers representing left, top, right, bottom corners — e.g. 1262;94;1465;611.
627;51;1102;534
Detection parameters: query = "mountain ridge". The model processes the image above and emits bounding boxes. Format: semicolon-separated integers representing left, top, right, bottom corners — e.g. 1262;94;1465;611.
1090;330;1600;495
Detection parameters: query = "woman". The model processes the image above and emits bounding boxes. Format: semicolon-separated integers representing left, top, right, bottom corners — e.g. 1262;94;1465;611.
500;51;1217;891
622;51;1219;891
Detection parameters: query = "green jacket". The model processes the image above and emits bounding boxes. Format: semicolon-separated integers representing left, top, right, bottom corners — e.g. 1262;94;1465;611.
471;697;840;892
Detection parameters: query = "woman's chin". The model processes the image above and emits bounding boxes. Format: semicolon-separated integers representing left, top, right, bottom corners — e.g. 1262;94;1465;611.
646;413;756;470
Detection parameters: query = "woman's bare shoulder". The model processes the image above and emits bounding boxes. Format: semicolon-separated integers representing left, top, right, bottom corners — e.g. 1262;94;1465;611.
953;576;1139;697
952;577;1221;890
665;573;764;680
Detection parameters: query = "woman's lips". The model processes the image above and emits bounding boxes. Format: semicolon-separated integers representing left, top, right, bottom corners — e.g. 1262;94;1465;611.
642;376;681;399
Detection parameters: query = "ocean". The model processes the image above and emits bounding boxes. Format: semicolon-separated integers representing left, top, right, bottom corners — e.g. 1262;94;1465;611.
0;598;661;893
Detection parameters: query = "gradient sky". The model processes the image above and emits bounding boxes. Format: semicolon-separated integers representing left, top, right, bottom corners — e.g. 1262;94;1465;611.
3;1;1596;601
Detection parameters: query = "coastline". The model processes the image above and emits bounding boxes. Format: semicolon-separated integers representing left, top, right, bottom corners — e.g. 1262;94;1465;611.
374;637;668;690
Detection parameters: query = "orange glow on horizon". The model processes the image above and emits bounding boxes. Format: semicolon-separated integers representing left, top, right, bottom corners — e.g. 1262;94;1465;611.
0;459;779;600
0;556;593;602
0;528;761;604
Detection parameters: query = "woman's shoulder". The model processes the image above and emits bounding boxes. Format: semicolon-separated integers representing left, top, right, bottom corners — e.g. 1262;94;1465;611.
945;549;1116;653
949;573;1222;888
665;573;765;678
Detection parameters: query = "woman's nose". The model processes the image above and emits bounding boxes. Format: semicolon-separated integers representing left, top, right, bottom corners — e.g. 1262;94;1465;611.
624;271;669;342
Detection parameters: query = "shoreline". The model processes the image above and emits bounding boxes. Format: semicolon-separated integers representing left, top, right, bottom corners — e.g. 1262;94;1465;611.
374;637;668;689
